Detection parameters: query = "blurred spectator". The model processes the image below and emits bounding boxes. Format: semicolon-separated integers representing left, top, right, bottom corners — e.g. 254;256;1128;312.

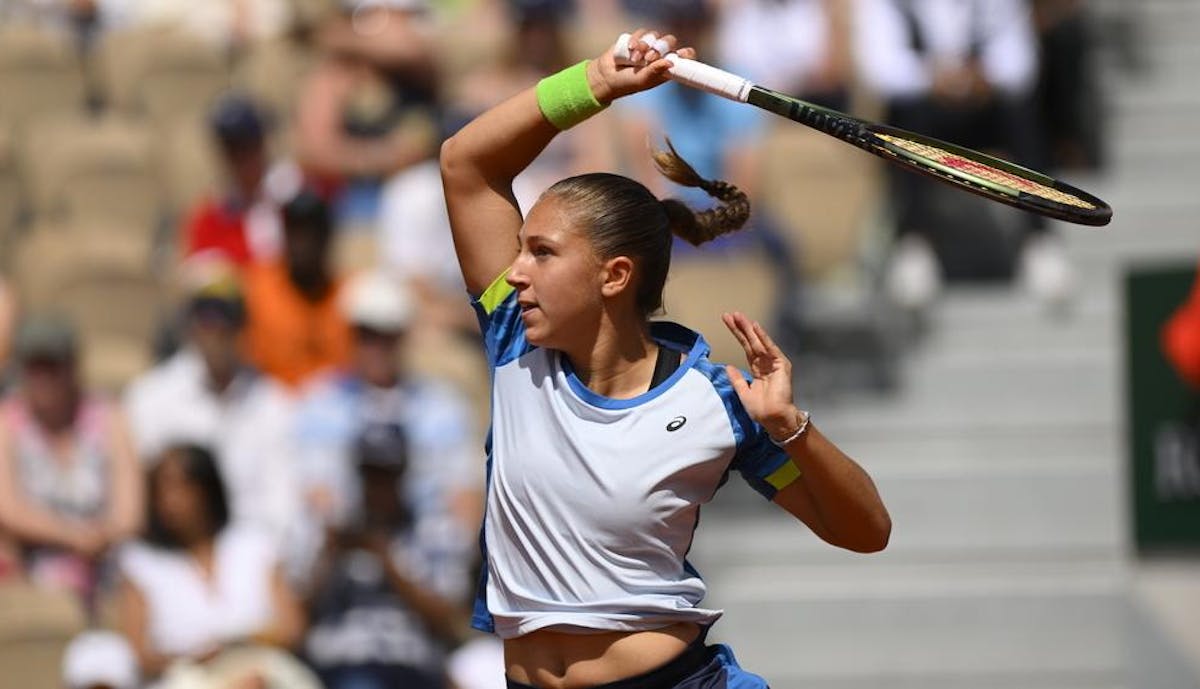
716;0;852;110
1033;0;1106;171
124;259;299;541
304;421;473;689
294;0;441;185
116;444;305;682
450;0;615;211
244;190;352;389
290;271;481;582
94;0;293;49
0;314;142;603
855;0;1071;309
181;93;302;268
0;0;103;49
1163;268;1200;390
62;629;139;689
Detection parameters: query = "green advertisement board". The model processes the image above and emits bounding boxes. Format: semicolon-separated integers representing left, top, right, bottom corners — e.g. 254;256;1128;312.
1126;264;1200;552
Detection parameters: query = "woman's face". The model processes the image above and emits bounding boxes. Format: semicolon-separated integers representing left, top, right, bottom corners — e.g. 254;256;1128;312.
22;357;78;423
153;456;210;545
506;197;608;350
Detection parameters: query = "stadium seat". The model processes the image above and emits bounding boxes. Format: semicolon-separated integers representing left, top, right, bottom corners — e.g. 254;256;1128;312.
0;26;86;132
23;114;161;230
12;228;155;312
661;250;778;367
53;256;166;392
760;124;883;281
0;582;87;689
96;27;230;126
232;39;316;131
158;115;223;217
0;127;22;271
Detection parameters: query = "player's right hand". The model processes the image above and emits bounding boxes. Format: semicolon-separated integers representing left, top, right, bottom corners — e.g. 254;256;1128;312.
585;29;695;105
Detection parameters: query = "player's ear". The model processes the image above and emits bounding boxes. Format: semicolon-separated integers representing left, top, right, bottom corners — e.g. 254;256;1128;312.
599;255;634;299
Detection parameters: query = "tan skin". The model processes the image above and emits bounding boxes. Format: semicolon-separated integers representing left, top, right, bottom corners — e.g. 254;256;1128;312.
441;30;891;689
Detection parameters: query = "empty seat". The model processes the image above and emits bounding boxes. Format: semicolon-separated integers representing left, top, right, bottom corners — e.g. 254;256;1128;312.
661;250;779;366
12;227;154;311
96;27;231;126
13;230;165;391
0;582;87;689
0;126;22;270
0;26;86;131
23;114;161;230
58;269;165;392
157;115;223;217
760;123;883;281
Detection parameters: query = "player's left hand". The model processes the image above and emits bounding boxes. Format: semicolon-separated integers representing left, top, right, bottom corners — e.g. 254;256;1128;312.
722;312;804;440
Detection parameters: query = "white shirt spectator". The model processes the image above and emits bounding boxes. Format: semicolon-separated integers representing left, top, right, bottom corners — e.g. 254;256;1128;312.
96;0;292;46
854;0;1038;99
124;349;299;541
717;0;835;92
118;524;278;658
378;159;465;294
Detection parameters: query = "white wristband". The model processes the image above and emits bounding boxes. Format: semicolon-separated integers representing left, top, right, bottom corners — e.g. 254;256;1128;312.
769;410;811;448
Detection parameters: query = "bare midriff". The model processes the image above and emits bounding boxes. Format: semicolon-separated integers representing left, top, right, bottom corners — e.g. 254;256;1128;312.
503;622;702;689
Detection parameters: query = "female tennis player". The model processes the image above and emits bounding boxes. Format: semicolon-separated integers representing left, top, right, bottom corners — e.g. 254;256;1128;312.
440;29;891;689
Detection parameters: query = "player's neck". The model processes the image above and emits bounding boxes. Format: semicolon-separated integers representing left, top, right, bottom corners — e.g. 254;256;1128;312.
564;313;657;400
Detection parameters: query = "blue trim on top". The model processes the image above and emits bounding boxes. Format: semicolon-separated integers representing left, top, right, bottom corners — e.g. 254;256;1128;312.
470;444;495;633
692;358;751;449
693;358;791;500
559;322;709;410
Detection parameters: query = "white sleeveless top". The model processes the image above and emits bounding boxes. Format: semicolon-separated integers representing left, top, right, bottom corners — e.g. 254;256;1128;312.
119;526;278;656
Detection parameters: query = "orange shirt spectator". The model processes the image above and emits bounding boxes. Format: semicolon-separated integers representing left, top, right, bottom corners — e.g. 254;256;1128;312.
244;190;351;389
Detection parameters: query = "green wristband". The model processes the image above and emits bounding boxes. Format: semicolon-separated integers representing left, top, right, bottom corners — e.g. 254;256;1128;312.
536;60;607;131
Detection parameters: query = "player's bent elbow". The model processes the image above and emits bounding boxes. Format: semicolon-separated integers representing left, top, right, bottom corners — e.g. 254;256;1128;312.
439;135;465;181
850;512;892;554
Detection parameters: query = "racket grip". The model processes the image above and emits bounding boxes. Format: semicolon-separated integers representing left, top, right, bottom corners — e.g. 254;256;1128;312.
612;33;752;103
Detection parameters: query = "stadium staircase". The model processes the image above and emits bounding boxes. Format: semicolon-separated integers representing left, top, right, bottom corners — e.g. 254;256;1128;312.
689;2;1200;687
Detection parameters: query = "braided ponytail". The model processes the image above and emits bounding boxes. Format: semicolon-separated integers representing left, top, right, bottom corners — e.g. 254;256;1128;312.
651;139;751;247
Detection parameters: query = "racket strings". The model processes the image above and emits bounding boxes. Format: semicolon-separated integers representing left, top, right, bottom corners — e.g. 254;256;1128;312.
875;134;1095;209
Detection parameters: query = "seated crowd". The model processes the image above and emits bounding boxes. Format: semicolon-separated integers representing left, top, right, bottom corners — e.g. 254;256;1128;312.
0;1;1104;688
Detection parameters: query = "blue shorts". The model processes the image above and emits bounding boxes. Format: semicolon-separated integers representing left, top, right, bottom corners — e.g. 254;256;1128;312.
504;636;769;689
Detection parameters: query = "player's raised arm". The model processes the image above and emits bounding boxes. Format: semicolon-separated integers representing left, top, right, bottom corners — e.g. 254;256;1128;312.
438;30;694;296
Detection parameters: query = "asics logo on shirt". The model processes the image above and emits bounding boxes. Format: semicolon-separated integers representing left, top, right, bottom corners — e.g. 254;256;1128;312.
666;416;687;432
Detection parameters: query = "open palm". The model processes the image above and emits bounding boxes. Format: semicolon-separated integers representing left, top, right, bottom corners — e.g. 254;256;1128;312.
722;312;797;434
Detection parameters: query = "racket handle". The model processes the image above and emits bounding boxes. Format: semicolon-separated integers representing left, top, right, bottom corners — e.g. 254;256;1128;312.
612;32;753;103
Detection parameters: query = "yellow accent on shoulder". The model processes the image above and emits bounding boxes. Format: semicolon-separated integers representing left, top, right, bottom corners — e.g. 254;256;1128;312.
478;270;514;315
765;459;802;491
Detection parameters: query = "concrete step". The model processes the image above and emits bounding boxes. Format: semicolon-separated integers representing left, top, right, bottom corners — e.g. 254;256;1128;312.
703;457;1123;560
693;557;1127;689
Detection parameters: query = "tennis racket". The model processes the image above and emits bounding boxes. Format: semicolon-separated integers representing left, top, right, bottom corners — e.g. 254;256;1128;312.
614;33;1112;227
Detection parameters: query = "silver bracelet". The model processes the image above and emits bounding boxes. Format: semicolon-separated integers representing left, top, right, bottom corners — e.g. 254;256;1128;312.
769;410;811;448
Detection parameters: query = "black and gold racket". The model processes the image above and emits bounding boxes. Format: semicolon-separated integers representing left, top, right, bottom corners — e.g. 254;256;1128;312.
614;33;1112;227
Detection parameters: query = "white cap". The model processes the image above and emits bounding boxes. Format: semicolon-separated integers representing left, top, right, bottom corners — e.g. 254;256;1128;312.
62;631;139;689
341;270;415;333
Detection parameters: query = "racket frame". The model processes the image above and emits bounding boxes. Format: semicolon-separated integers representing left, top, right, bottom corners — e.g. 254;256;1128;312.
612;33;1112;227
